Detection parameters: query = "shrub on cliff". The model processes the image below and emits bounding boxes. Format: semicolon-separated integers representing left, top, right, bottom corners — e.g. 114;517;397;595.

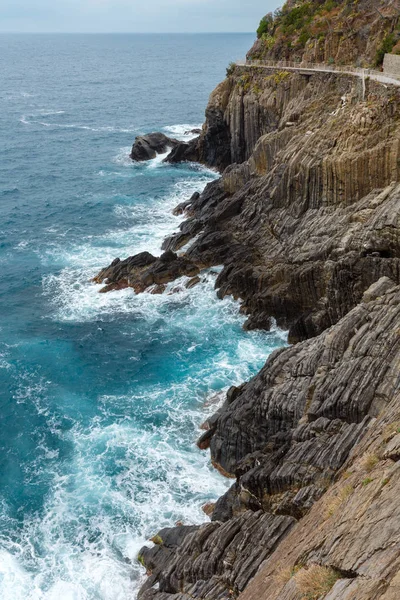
257;13;274;38
226;62;236;77
375;34;397;67
295;565;340;599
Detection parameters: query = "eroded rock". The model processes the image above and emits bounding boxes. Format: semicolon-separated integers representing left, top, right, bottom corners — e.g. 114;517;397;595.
137;283;400;599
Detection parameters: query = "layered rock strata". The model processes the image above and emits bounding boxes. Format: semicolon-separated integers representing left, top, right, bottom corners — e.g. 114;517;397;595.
94;29;400;600
102;68;400;343
137;279;400;599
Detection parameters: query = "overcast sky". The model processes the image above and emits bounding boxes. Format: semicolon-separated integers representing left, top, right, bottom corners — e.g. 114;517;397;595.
0;0;282;33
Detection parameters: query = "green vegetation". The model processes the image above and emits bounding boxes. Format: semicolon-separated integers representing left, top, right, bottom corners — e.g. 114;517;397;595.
362;477;373;486
151;534;163;545
266;70;291;86
226;62;236;77
257;12;274;38
251;0;400;66
295;564;340;599
237;73;252;92
253;1;341;59
375;34;397;66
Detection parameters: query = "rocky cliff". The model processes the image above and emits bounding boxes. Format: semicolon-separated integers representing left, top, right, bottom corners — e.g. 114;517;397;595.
94;3;400;599
248;0;400;68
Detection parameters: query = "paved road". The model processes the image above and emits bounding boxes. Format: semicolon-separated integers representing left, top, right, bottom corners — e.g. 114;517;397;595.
236;59;400;88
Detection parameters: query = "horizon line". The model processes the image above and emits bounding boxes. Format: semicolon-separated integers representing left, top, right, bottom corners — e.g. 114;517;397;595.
0;31;254;35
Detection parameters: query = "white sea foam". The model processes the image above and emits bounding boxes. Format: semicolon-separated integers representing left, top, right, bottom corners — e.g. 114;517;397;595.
41;173;216;323
146;149;170;168
113;147;135;167
0;338;236;600
163;123;203;141
19;138;286;600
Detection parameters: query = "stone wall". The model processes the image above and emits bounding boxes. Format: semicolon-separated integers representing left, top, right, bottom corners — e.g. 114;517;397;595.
383;53;400;76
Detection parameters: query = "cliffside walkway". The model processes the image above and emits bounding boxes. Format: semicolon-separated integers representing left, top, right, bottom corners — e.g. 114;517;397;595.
236;59;400;89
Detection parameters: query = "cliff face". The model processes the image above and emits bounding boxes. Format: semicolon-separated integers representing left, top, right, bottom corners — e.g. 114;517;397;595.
93;12;400;600
161;67;400;343
126;66;400;599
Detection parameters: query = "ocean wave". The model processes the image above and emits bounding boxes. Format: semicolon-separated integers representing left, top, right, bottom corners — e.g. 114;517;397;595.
0;285;280;599
41;173;216;323
0;187;20;196
163;123;203;141
0;392;229;600
19;113;136;133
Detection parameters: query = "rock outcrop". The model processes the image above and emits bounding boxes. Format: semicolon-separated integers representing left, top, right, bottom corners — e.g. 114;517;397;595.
93;250;199;294
126;68;400;343
130;133;180;161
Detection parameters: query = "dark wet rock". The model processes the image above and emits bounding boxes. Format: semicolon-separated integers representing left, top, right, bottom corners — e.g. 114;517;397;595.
93;250;199;294
185;276;201;289
136;251;200;291
93;251;157;292
130;133;180;161
184;128;202;135
138;282;400;599
172;191;200;216
161;218;202;253
163;138;200;165
138;512;295;600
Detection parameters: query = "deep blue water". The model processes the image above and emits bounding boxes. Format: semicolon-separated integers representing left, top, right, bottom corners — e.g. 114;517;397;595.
0;34;286;599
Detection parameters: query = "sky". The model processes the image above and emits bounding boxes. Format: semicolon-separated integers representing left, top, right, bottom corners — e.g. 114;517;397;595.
0;0;282;33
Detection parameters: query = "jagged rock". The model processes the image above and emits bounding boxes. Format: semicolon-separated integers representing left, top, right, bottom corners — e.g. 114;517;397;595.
130;133;180;161
165;71;400;342
93;250;199;294
172;191;200;216
138;512;295;600
185;276;201;289
92;251;157;292
137;283;400;599
240;392;400;600
164;138;200;164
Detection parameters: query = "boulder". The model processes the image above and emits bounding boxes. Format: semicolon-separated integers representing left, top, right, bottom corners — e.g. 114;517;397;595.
130;132;180;161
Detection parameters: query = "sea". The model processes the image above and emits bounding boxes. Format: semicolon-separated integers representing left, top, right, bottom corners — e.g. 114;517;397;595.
0;33;286;599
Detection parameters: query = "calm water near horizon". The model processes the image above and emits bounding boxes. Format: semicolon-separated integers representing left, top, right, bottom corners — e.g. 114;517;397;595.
0;33;286;599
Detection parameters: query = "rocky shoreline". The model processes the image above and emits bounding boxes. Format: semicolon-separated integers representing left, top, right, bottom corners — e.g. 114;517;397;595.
94;6;400;598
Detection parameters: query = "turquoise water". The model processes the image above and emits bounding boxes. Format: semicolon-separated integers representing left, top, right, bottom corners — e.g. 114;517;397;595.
0;34;286;599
